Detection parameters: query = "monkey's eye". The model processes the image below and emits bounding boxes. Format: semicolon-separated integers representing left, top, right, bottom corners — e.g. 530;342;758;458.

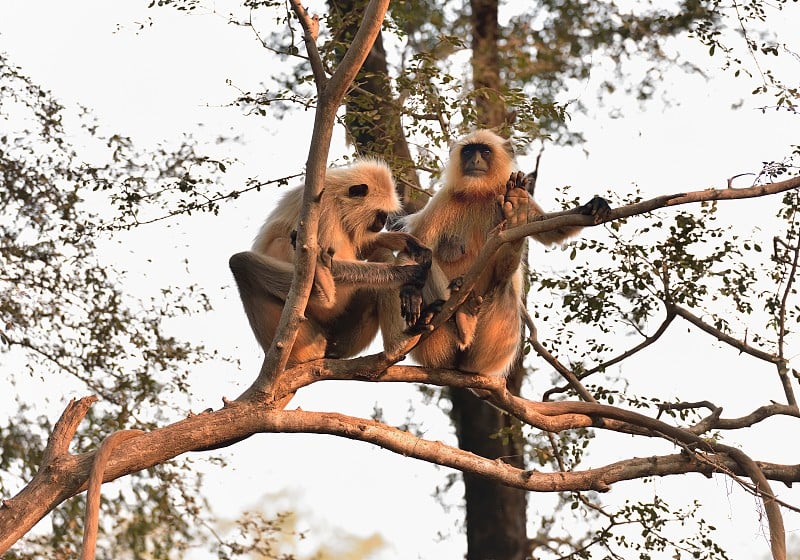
348;184;369;197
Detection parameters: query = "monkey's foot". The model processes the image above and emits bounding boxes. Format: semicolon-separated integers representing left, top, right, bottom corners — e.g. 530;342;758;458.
580;196;612;224
448;276;464;292
404;299;444;333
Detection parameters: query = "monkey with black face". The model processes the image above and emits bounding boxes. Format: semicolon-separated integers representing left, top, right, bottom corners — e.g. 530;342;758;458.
230;158;431;366
382;129;610;378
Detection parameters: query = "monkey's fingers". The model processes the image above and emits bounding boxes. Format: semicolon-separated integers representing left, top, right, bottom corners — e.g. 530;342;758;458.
400;285;424;327
404;299;444;333
505;171;526;192
405;237;433;265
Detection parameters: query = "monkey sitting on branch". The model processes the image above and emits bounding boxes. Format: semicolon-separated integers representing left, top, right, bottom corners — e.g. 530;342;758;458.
382;129;610;378
230;158;432;366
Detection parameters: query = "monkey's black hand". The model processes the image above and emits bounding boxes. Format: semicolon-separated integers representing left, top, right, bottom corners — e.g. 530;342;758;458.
290;230;298;249
404;236;433;266
400;285;424;327
579;196;612;224
404;299;445;332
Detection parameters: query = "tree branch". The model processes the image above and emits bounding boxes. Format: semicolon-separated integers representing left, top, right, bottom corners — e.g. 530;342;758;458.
3;393;798;556
238;0;391;401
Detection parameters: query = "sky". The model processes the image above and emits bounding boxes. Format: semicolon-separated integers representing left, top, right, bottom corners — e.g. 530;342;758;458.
1;0;799;558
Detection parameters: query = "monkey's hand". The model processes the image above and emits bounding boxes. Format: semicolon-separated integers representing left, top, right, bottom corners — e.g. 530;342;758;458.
400;284;424;327
404;235;433;266
399;256;432;326
579;196;612;224
501;172;531;229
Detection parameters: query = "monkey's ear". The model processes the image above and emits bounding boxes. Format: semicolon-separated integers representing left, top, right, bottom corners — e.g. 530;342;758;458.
348;184;369;197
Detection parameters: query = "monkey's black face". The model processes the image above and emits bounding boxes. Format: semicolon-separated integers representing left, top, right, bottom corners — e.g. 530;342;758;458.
368;211;388;232
461;143;493;177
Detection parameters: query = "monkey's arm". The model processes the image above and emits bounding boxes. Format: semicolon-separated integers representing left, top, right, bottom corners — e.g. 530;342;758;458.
230;249;430;306
360;231;432;265
503;171;611;246
326;256;430;289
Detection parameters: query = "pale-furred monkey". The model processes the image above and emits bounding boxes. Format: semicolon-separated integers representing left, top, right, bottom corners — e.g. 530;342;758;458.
382;129;610;377
229;158;431;366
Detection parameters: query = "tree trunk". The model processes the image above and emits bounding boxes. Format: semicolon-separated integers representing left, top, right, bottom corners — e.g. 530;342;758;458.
329;2;529;557
450;2;530;559
327;0;425;213
449;363;528;560
470;0;506;129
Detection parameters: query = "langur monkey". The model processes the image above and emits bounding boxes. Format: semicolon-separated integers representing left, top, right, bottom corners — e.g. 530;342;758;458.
229;158;431;366
382;129;610;377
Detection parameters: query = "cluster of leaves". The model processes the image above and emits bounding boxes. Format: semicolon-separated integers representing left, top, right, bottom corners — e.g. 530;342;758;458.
692;0;799;114
530;185;789;371
528;493;729;559
0;52;225;557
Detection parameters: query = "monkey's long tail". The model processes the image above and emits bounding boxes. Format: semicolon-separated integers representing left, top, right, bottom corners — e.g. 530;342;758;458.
80;429;144;560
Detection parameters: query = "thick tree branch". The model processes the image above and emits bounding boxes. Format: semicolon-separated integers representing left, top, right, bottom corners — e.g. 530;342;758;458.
238;0;390;401
504;175;800;246
3;393;798;556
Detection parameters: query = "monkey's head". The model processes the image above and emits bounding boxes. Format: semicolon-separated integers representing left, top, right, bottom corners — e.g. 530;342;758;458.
326;158;401;249
444;129;515;198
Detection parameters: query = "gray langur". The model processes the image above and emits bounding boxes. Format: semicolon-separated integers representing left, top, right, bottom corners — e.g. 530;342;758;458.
382;129;610;377
229;158;431;366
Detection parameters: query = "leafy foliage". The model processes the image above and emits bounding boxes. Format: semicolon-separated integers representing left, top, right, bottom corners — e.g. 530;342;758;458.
0;52;218;557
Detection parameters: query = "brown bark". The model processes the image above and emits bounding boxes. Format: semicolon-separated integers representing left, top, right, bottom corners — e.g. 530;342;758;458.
451;382;528;560
470;0;506;129
4;362;799;555
238;0;391;400
444;3;529;558
328;0;425;213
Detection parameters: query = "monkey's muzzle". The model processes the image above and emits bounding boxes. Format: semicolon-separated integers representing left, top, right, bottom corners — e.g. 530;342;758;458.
369;211;388;232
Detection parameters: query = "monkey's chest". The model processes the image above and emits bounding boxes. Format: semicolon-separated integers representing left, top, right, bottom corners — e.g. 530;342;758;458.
433;228;487;278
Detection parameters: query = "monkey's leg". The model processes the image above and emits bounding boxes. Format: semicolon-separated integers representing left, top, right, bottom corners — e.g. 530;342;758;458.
409;321;460;369
229;253;287;352
325;291;380;359
230;252;330;359
229;251;336;307
458;292;521;377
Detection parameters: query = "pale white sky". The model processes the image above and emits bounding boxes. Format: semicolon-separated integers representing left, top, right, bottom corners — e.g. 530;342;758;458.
1;1;799;558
